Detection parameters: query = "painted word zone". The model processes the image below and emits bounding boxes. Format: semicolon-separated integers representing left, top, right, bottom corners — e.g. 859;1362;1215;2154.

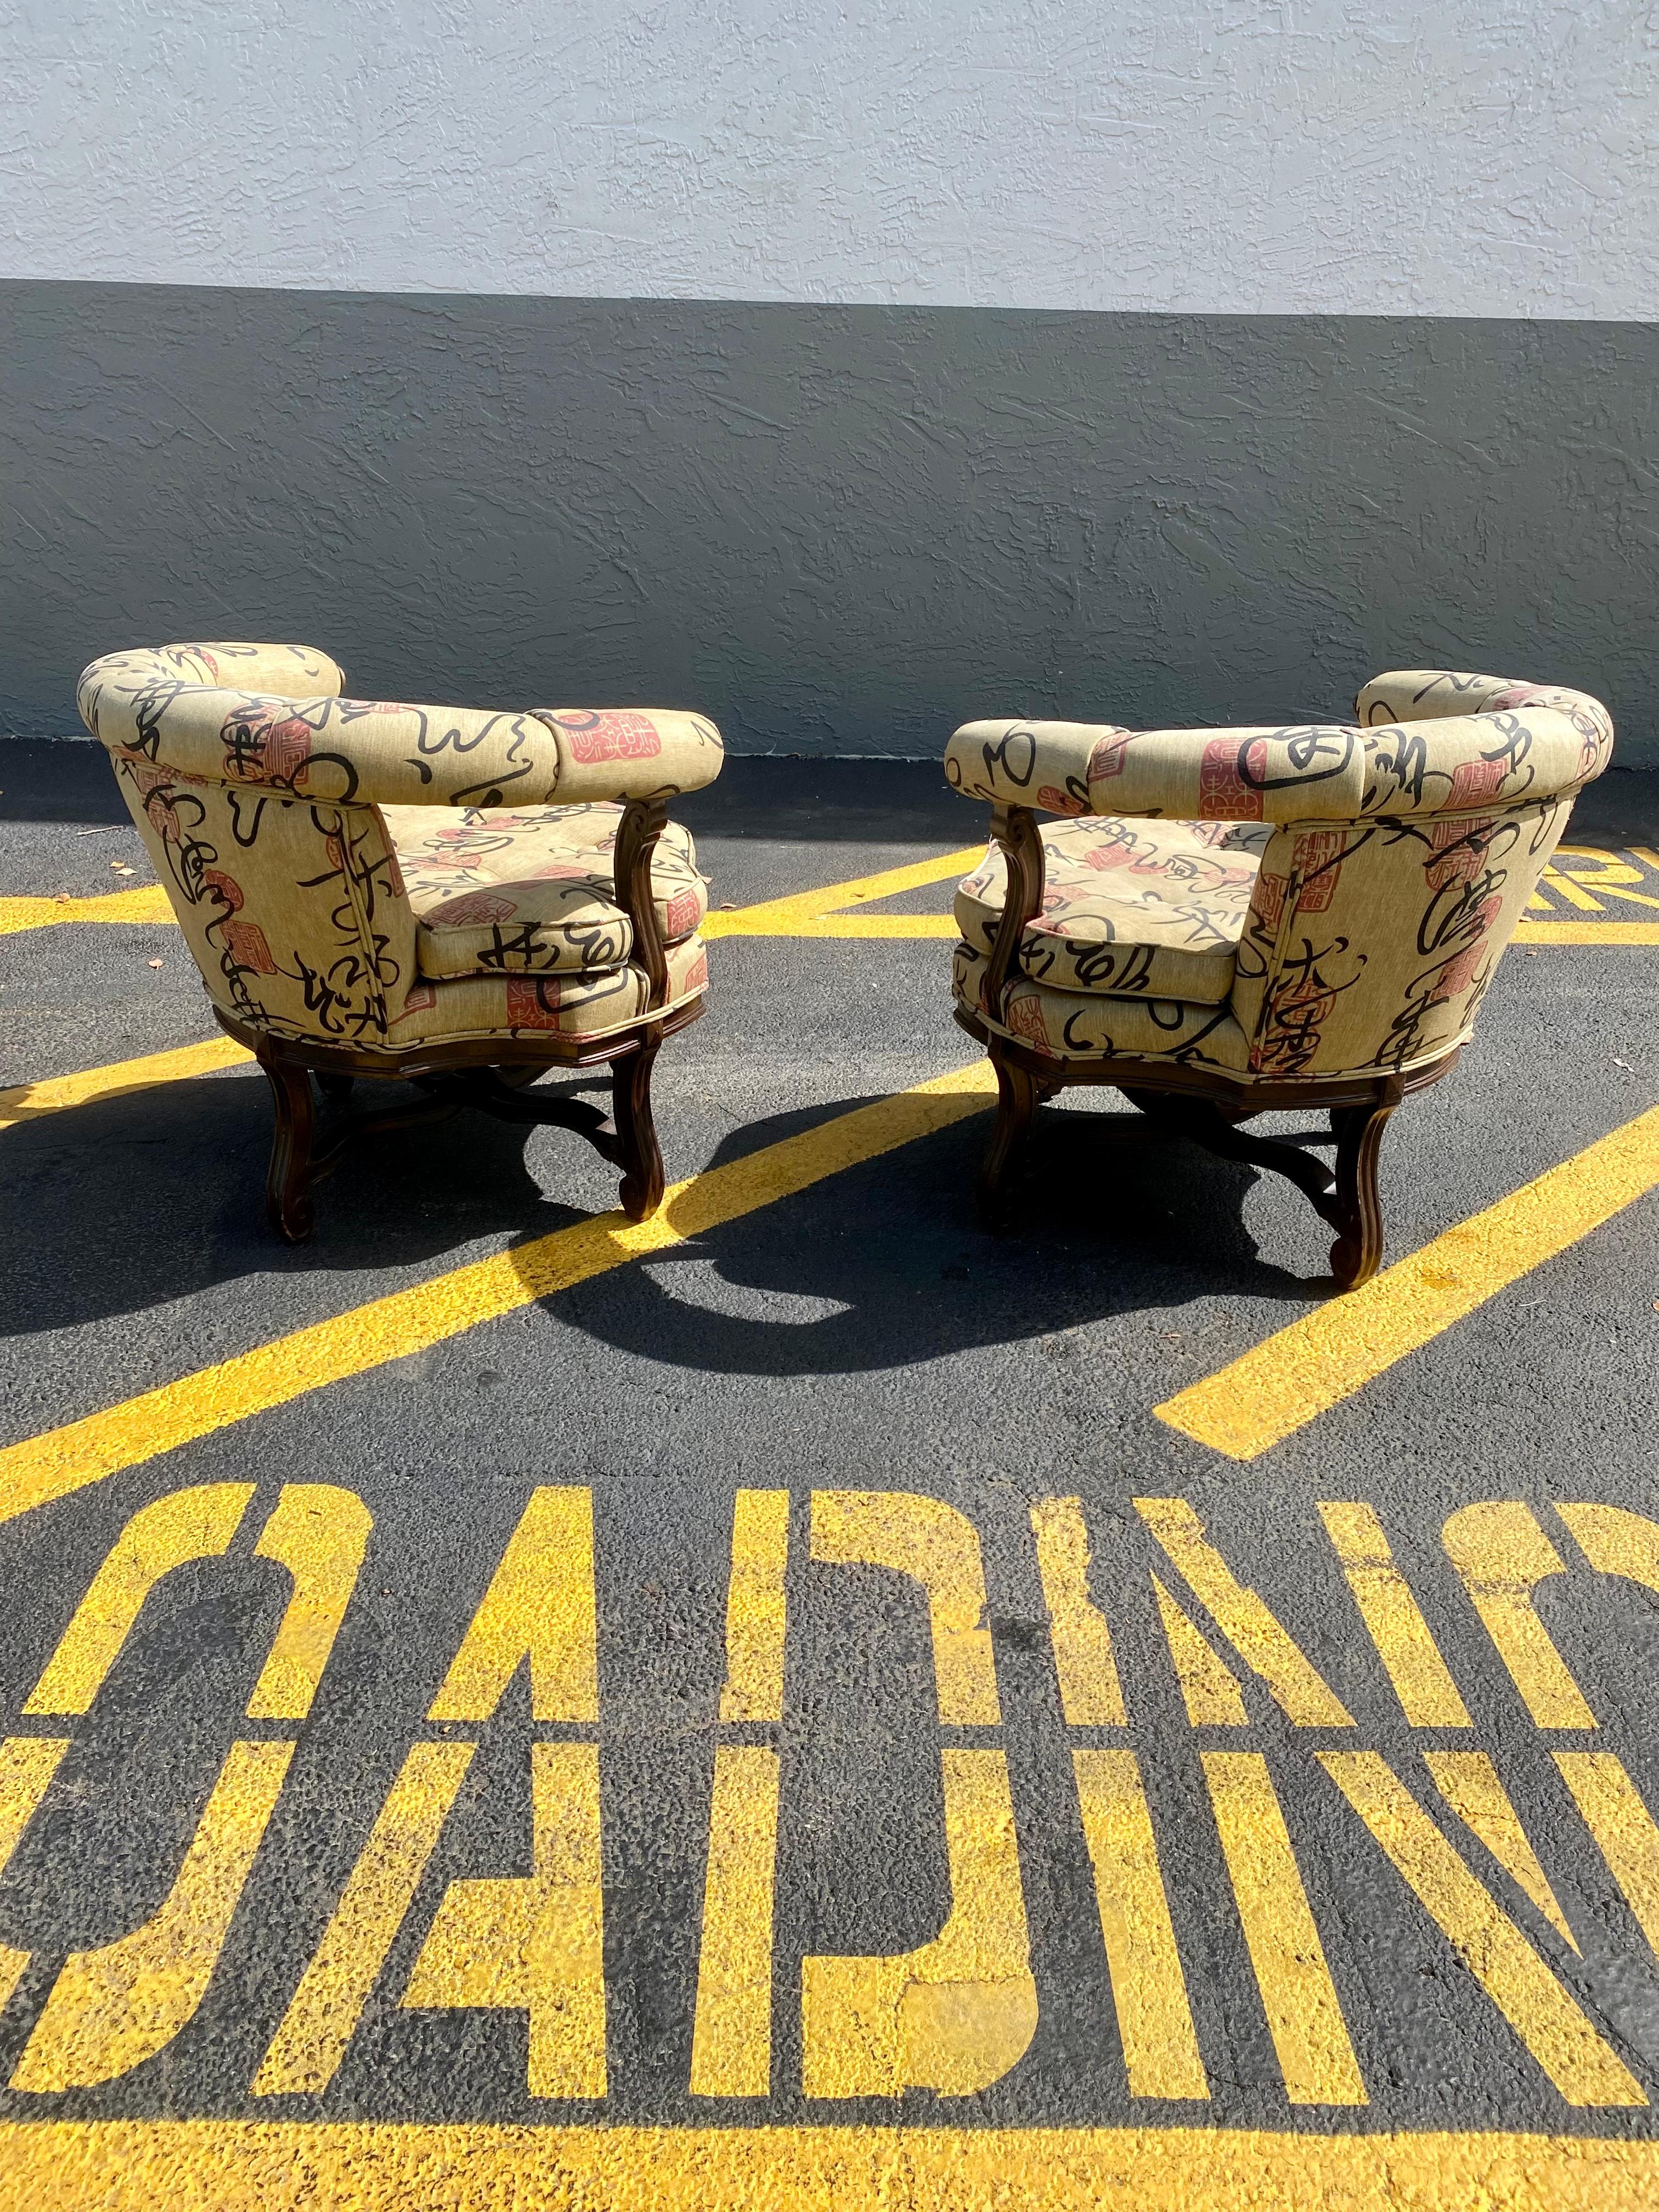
2;1481;1659;2129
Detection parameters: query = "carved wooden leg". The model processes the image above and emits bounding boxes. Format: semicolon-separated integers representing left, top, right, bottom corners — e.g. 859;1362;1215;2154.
257;1049;318;1244
612;1037;665;1222
979;1043;1042;1229
1327;1096;1400;1290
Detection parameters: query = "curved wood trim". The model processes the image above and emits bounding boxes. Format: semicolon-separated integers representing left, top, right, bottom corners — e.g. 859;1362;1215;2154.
953;1005;1451;1291
223;997;702;1242
216;997;701;1081
953;1004;1457;1111
983;803;1046;1022
614;797;671;1011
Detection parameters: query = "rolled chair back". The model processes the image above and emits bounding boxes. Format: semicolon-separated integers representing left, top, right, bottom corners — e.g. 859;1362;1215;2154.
1231;674;1613;1077
77;643;723;1052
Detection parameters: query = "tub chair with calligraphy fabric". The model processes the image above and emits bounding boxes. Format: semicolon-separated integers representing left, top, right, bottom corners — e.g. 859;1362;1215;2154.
946;669;1613;1288
77;642;724;1240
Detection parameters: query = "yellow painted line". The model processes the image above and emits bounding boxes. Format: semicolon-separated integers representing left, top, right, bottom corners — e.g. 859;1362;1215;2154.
10;1739;295;2093
800;1746;1037;2096
1031;1496;1127;1726
689;1744;782;2097
400;1739;608;2098
1318;1752;1644;2107
24;1483;252;1714
0;1037;251;1130
1317;1501;1472;1729
252;1741;476;2097
1072;1748;1209;2098
1514;921;1659;944
1158;1102;1659;1459
1423;1751;1577;1950
717;1488;790;1724
426;1486;598;1723
811;1488;1000;1726
733;911;961;938
1553;1753;1659;1960
702;847;979;937
0;1061;996;1527
1136;1498;1352;1728
5;2120;1659;2212
1200;1751;1367;2104
0;1739;70;2011
1152;1577;1249;1727
0;884;173;934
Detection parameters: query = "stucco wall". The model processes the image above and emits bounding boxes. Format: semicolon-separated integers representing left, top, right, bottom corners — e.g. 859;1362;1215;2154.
7;286;1655;759
5;6;1655;758
6;0;1657;316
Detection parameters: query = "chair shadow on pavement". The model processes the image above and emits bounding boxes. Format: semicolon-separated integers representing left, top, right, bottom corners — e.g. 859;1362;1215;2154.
2;1074;1325;1350
528;1094;1328;1380
0;1069;575;1337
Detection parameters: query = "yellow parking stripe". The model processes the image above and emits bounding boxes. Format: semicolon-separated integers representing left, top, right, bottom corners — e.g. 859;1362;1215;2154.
3;2118;1657;2212
702;848;980;936
1158;1103;1659;1460
0;1061;996;1527
0;885;173;934
1513;921;1659;945
0;1037;251;1130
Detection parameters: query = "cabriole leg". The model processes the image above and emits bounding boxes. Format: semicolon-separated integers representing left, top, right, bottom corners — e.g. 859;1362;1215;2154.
612;1037;665;1222
979;1043;1043;1229
257;1049;318;1244
1327;1097;1400;1291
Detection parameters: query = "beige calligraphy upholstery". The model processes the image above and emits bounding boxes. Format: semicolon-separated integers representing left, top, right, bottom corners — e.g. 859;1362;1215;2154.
78;643;723;1053
950;672;1612;1077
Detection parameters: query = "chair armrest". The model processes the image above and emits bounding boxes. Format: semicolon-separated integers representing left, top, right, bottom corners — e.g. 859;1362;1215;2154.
78;646;724;809
78;642;345;732
981;804;1046;1020
527;709;724;803
947;718;1366;822
613;798;671;1010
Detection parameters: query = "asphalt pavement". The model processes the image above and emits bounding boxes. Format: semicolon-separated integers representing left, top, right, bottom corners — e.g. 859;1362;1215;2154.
2;741;1658;2208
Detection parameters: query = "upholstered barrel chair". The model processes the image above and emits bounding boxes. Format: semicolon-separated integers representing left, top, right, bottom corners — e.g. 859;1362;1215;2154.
946;670;1613;1287
78;642;724;1240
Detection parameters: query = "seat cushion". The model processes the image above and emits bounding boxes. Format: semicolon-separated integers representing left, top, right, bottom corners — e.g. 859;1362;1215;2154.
955;816;1272;1004
389;933;711;1048
953;944;1249;1070
383;800;708;981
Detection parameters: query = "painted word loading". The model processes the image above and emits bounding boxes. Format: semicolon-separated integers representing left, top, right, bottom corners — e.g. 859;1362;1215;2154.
2;1485;1658;2111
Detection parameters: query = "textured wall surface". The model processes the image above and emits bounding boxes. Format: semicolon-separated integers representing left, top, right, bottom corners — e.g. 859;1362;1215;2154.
6;285;1654;759
5;0;1657;316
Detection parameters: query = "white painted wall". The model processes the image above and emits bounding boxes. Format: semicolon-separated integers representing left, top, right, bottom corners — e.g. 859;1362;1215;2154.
5;0;1656;314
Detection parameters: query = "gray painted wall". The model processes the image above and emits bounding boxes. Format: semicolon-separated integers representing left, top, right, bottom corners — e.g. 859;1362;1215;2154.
6;283;1656;761
9;2;1656;316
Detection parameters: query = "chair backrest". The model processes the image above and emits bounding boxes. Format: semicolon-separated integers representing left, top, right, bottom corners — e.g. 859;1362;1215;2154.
1229;673;1612;1077
946;668;1612;1082
78;642;723;1048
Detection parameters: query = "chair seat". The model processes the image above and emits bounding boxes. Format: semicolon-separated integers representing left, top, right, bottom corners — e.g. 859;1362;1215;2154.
953;944;1250;1070
955;815;1272;1004
390;932;711;1047
384;800;708;981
